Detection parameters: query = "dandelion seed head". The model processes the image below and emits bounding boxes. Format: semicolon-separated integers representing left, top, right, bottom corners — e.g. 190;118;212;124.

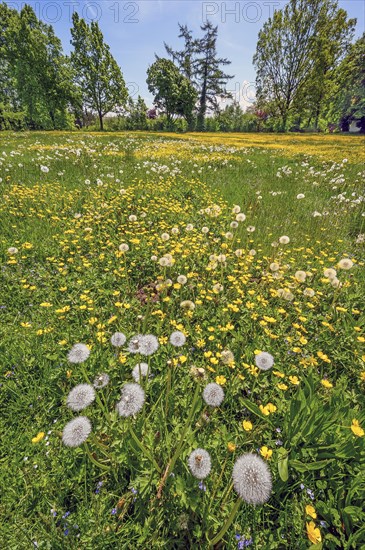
255;352;274;371
279;235;290;244
132;362;149;382
169;331;186;347
203;383;224;407
232;453;272;505
139;334;159;356
67;384;95;411
93;373;110;389
324;268;337;280
67;343;90;364
62;416;92;447
338;258;353;270
177;275;187;285
119;243;129;252
116;383;145;417
188;449;211;479
111;332;127;347
127;334;144;353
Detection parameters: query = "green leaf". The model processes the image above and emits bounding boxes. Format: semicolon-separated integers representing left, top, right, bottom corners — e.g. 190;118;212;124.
277;448;289;482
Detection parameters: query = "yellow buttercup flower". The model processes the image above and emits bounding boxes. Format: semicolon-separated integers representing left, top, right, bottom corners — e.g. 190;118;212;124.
321;379;333;389
306;521;322;544
305;505;317;519
227;442;236;452
215;375;226;385
242;420;253;431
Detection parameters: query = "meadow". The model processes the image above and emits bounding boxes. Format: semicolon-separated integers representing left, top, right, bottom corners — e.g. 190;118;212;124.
0;131;364;549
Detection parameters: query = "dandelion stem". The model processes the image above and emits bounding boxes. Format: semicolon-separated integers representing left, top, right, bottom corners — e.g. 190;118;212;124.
129;424;161;472
209;498;241;547
157;383;200;498
84;443;110;471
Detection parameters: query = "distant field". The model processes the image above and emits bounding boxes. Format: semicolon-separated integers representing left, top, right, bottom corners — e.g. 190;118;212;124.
0;132;364;548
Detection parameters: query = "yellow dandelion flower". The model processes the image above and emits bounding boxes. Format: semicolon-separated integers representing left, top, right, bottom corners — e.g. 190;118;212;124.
32;432;45;444
321;379;333;389
351;419;364;437
260;446;273;460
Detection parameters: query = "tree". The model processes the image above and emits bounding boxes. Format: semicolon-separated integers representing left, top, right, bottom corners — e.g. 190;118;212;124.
195;21;234;130
127;95;148;130
329;33;365;132
146;58;197;126
70;12;128;130
253;0;355;131
165;22;234;130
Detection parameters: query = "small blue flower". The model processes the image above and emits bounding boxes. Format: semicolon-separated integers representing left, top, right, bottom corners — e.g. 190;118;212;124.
111;508;117;515
198;481;206;491
131;487;138;495
62;511;70;519
64;529;69;536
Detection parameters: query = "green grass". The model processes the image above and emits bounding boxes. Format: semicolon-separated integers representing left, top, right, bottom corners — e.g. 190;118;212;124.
0;131;364;549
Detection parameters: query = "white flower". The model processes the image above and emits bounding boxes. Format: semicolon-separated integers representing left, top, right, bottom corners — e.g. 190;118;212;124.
161;232;170;241
111;332;127;347
67;343;90;364
93;373;110;389
296;193;305;199
119;243;129;252
232;453;272;504
62;417;92;448
236;213;246;222
128;335;144;353
188;449;211;479
202;226;209;234
116;383;145;417
255;352;274;371
40;165;49;173
203;383;224;407
269;262;280;272
247;226;256;232
232;205;241;214
303;288;315;297
186;224;194;231
129;215;137;222
279;236;290;244
295;270;306;282
177;275;187;285
67;384;95;411
169;331;186;347
132;363;149;382
338;258;353;270
139;334;159;356
7;247;18;255
324;268;337;280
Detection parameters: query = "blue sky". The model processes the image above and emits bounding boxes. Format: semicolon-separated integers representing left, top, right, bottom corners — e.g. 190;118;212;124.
5;0;365;107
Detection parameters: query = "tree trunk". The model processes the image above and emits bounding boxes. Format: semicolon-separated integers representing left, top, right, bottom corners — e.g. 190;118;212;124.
98;111;103;131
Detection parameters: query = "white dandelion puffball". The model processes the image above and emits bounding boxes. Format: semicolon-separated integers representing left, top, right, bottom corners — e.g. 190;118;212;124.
303;288;315;298
232;453;272;505
279;235;290;244
111;332;127;347
171;227;179;235
119;243;129;252
270;262;280;272
203;383;224;407
232;205;241;214
296;193;305;199
67;343;90;364
177;275;187;285
295;270;306;282
202;226;209;234
62;416;92;448
221;350;234;365
132;363;149;382
180;300;195;311
338;258;353;270
169;331;186;347
128;334;144;353
324;268;337;280
139;334;159;356
247;225;256;233
129;215;137;222
7;247;18;255
93;373;110;389
188;449;212;479
40;165;49;173
331;277;341;288
255;352;274;371
116;383;145;417
67;384;95;411
186;224;194;231
236;213;246;222
161;232;170;241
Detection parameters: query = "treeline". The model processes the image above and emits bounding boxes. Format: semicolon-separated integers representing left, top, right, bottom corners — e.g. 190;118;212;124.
0;0;364;133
